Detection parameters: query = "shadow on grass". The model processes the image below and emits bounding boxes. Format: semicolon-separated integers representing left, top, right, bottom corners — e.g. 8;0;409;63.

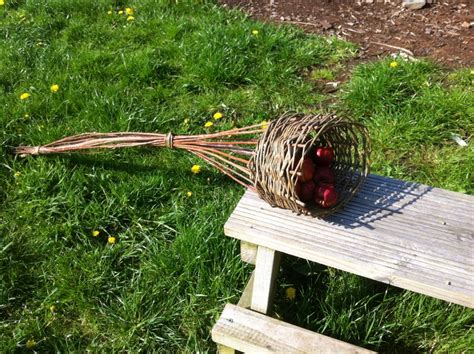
64;153;237;189
0;237;43;317
273;256;422;353
65;153;168;175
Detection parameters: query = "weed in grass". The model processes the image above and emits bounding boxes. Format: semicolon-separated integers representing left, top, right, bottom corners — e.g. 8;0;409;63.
311;68;336;81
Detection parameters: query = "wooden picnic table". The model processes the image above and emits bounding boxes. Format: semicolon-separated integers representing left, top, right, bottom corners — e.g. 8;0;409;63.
212;173;474;353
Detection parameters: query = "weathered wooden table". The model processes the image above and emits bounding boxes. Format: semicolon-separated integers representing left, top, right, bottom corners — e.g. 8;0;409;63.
212;174;474;353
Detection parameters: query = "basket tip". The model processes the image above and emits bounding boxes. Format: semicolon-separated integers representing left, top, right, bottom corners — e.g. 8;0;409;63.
12;146;41;157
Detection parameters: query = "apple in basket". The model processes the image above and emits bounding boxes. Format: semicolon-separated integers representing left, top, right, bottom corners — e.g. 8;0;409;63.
314;147;334;166
313;166;335;184
299;157;315;182
295;180;316;202
315;184;338;208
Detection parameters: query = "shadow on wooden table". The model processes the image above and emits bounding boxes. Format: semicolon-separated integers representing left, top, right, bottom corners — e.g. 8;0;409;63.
327;174;433;230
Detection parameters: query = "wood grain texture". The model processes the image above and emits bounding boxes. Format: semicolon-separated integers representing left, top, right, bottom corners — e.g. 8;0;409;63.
237;271;255;309
217;344;236;354
224;174;474;308
251;246;282;314
241;241;257;265
212;304;376;353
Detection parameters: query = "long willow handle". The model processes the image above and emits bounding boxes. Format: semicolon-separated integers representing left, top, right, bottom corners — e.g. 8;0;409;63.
13;133;168;156
13;127;263;155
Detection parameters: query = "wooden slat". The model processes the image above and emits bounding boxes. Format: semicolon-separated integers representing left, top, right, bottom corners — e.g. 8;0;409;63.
237;271;255;309
212;304;376;354
224;174;474;308
217;344;236;354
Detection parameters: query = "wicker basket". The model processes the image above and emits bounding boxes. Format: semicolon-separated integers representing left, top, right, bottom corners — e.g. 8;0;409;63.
249;112;370;217
14;112;370;218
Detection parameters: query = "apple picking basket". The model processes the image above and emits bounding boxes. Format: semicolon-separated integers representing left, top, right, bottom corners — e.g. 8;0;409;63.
14;112;370;217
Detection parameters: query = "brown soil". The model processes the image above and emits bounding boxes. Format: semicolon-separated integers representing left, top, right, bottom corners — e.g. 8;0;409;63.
219;0;473;68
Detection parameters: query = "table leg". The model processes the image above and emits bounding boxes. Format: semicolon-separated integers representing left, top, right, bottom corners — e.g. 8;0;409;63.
250;246;281;314
216;344;237;354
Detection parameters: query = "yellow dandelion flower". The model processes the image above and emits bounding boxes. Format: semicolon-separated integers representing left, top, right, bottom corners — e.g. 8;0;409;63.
24;113;30;118
389;61;398;68
20;93;31;100
191;164;201;174
50;305;56;312
50;84;59;93
14;171;21;178
92;230;100;237
26;339;36;349
470;70;474;76
204;121;213;128
186;191;193;197
0;0;4;6
108;236;116;244
285;287;296;301
213;112;223;120
127;15;135;21
125;7;134;15
252;29;259;35
107;10;112;15
118;10;124;14
260;120;269;130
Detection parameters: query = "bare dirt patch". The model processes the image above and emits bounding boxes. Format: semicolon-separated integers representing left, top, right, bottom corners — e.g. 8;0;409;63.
219;0;473;68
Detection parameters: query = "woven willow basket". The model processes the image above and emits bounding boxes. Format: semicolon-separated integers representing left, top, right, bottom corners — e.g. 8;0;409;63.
15;112;370;218
249;112;370;217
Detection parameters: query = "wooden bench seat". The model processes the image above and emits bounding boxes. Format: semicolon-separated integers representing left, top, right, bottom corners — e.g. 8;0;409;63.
213;174;473;352
212;304;375;354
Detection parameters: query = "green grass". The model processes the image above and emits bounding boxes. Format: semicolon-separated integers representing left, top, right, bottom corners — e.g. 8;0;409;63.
0;0;473;352
341;59;474;193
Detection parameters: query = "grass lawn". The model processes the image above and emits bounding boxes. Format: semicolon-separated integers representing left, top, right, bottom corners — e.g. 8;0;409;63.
1;0;473;352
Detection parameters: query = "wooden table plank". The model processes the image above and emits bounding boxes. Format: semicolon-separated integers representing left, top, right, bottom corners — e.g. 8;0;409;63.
224;174;474;308
212;304;376;353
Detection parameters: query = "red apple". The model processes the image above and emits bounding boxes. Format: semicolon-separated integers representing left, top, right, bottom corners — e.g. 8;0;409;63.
314;147;334;166
316;184;336;201
296;180;316;202
299;158;315;182
313;166;335;184
314;186;338;208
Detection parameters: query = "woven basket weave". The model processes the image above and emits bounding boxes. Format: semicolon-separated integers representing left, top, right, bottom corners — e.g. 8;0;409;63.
249;112;370;217
14;112;370;218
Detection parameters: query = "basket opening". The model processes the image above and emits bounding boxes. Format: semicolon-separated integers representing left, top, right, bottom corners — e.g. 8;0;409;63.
250;113;369;218
290;122;365;215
